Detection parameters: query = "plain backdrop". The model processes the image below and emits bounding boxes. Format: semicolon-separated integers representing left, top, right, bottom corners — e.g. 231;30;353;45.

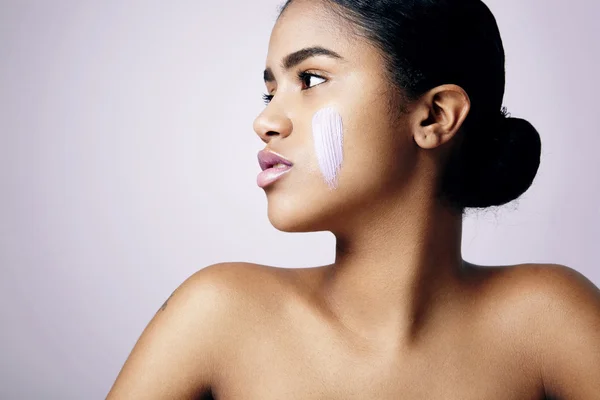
1;0;598;398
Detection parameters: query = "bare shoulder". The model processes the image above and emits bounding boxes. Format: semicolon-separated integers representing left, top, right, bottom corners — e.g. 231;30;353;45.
477;262;600;309
471;262;600;398
470;262;600;327
508;264;600;395
191;261;310;300
187;261;320;324
107;261;298;399
194;261;330;295
190;261;285;290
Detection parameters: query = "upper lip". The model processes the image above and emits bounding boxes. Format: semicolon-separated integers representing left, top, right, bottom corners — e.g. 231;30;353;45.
257;149;294;171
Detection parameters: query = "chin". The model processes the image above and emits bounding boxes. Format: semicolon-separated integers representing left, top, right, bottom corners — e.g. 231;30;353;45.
265;191;338;233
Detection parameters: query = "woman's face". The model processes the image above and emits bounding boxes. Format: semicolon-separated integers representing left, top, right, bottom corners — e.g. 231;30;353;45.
254;0;418;233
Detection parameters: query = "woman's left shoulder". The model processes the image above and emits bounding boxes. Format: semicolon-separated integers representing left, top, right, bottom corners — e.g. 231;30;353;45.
523;263;600;395
470;262;600;346
487;263;600;396
480;263;600;397
483;262;600;319
498;262;600;306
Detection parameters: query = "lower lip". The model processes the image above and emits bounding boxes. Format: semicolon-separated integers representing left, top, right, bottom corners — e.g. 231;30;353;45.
257;166;293;188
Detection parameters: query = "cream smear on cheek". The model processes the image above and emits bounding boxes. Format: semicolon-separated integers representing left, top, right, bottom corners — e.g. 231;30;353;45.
312;106;344;189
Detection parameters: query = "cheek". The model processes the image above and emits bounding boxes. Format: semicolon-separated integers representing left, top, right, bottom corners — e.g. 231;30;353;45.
311;107;344;189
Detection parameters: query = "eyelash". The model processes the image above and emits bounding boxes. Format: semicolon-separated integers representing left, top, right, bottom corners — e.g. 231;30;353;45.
262;70;326;105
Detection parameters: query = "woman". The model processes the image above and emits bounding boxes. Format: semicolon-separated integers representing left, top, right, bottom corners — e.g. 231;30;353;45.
107;0;600;398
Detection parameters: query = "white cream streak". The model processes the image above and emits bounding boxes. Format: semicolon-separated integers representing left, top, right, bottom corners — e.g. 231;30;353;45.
312;107;344;189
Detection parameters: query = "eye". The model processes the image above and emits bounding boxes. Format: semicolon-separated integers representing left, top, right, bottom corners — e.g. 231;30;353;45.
261;71;327;105
262;93;274;105
297;71;327;90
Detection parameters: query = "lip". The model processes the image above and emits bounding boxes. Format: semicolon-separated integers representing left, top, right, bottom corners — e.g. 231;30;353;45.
257;149;293;188
257;149;293;171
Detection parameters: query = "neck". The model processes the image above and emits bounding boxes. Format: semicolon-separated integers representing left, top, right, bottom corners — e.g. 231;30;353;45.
319;188;468;347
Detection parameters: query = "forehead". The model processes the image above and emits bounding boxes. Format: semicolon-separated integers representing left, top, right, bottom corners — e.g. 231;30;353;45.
266;0;373;67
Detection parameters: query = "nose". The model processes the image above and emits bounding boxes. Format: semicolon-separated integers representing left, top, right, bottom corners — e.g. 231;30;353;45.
253;104;293;143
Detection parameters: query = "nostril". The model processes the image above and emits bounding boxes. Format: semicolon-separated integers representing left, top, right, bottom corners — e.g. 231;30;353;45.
266;131;278;136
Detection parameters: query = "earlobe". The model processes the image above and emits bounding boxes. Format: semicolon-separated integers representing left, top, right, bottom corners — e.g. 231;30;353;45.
414;126;443;150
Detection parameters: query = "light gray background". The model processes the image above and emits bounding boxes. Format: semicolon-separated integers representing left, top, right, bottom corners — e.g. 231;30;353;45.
1;0;598;398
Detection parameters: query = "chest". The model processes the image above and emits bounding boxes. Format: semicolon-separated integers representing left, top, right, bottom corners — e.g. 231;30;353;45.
214;325;541;399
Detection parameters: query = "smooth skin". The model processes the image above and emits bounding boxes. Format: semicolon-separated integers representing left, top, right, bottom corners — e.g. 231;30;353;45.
107;0;600;398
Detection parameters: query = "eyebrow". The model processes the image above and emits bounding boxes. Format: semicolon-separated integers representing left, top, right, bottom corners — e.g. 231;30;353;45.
263;46;344;83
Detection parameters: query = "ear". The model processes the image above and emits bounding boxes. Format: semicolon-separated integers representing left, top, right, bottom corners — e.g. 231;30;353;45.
412;84;470;150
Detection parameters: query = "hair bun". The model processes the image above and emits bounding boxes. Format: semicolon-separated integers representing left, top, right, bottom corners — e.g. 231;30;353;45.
496;106;510;127
440;108;542;210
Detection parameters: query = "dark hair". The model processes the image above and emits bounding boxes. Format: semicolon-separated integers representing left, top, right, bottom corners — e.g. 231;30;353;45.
278;0;542;214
